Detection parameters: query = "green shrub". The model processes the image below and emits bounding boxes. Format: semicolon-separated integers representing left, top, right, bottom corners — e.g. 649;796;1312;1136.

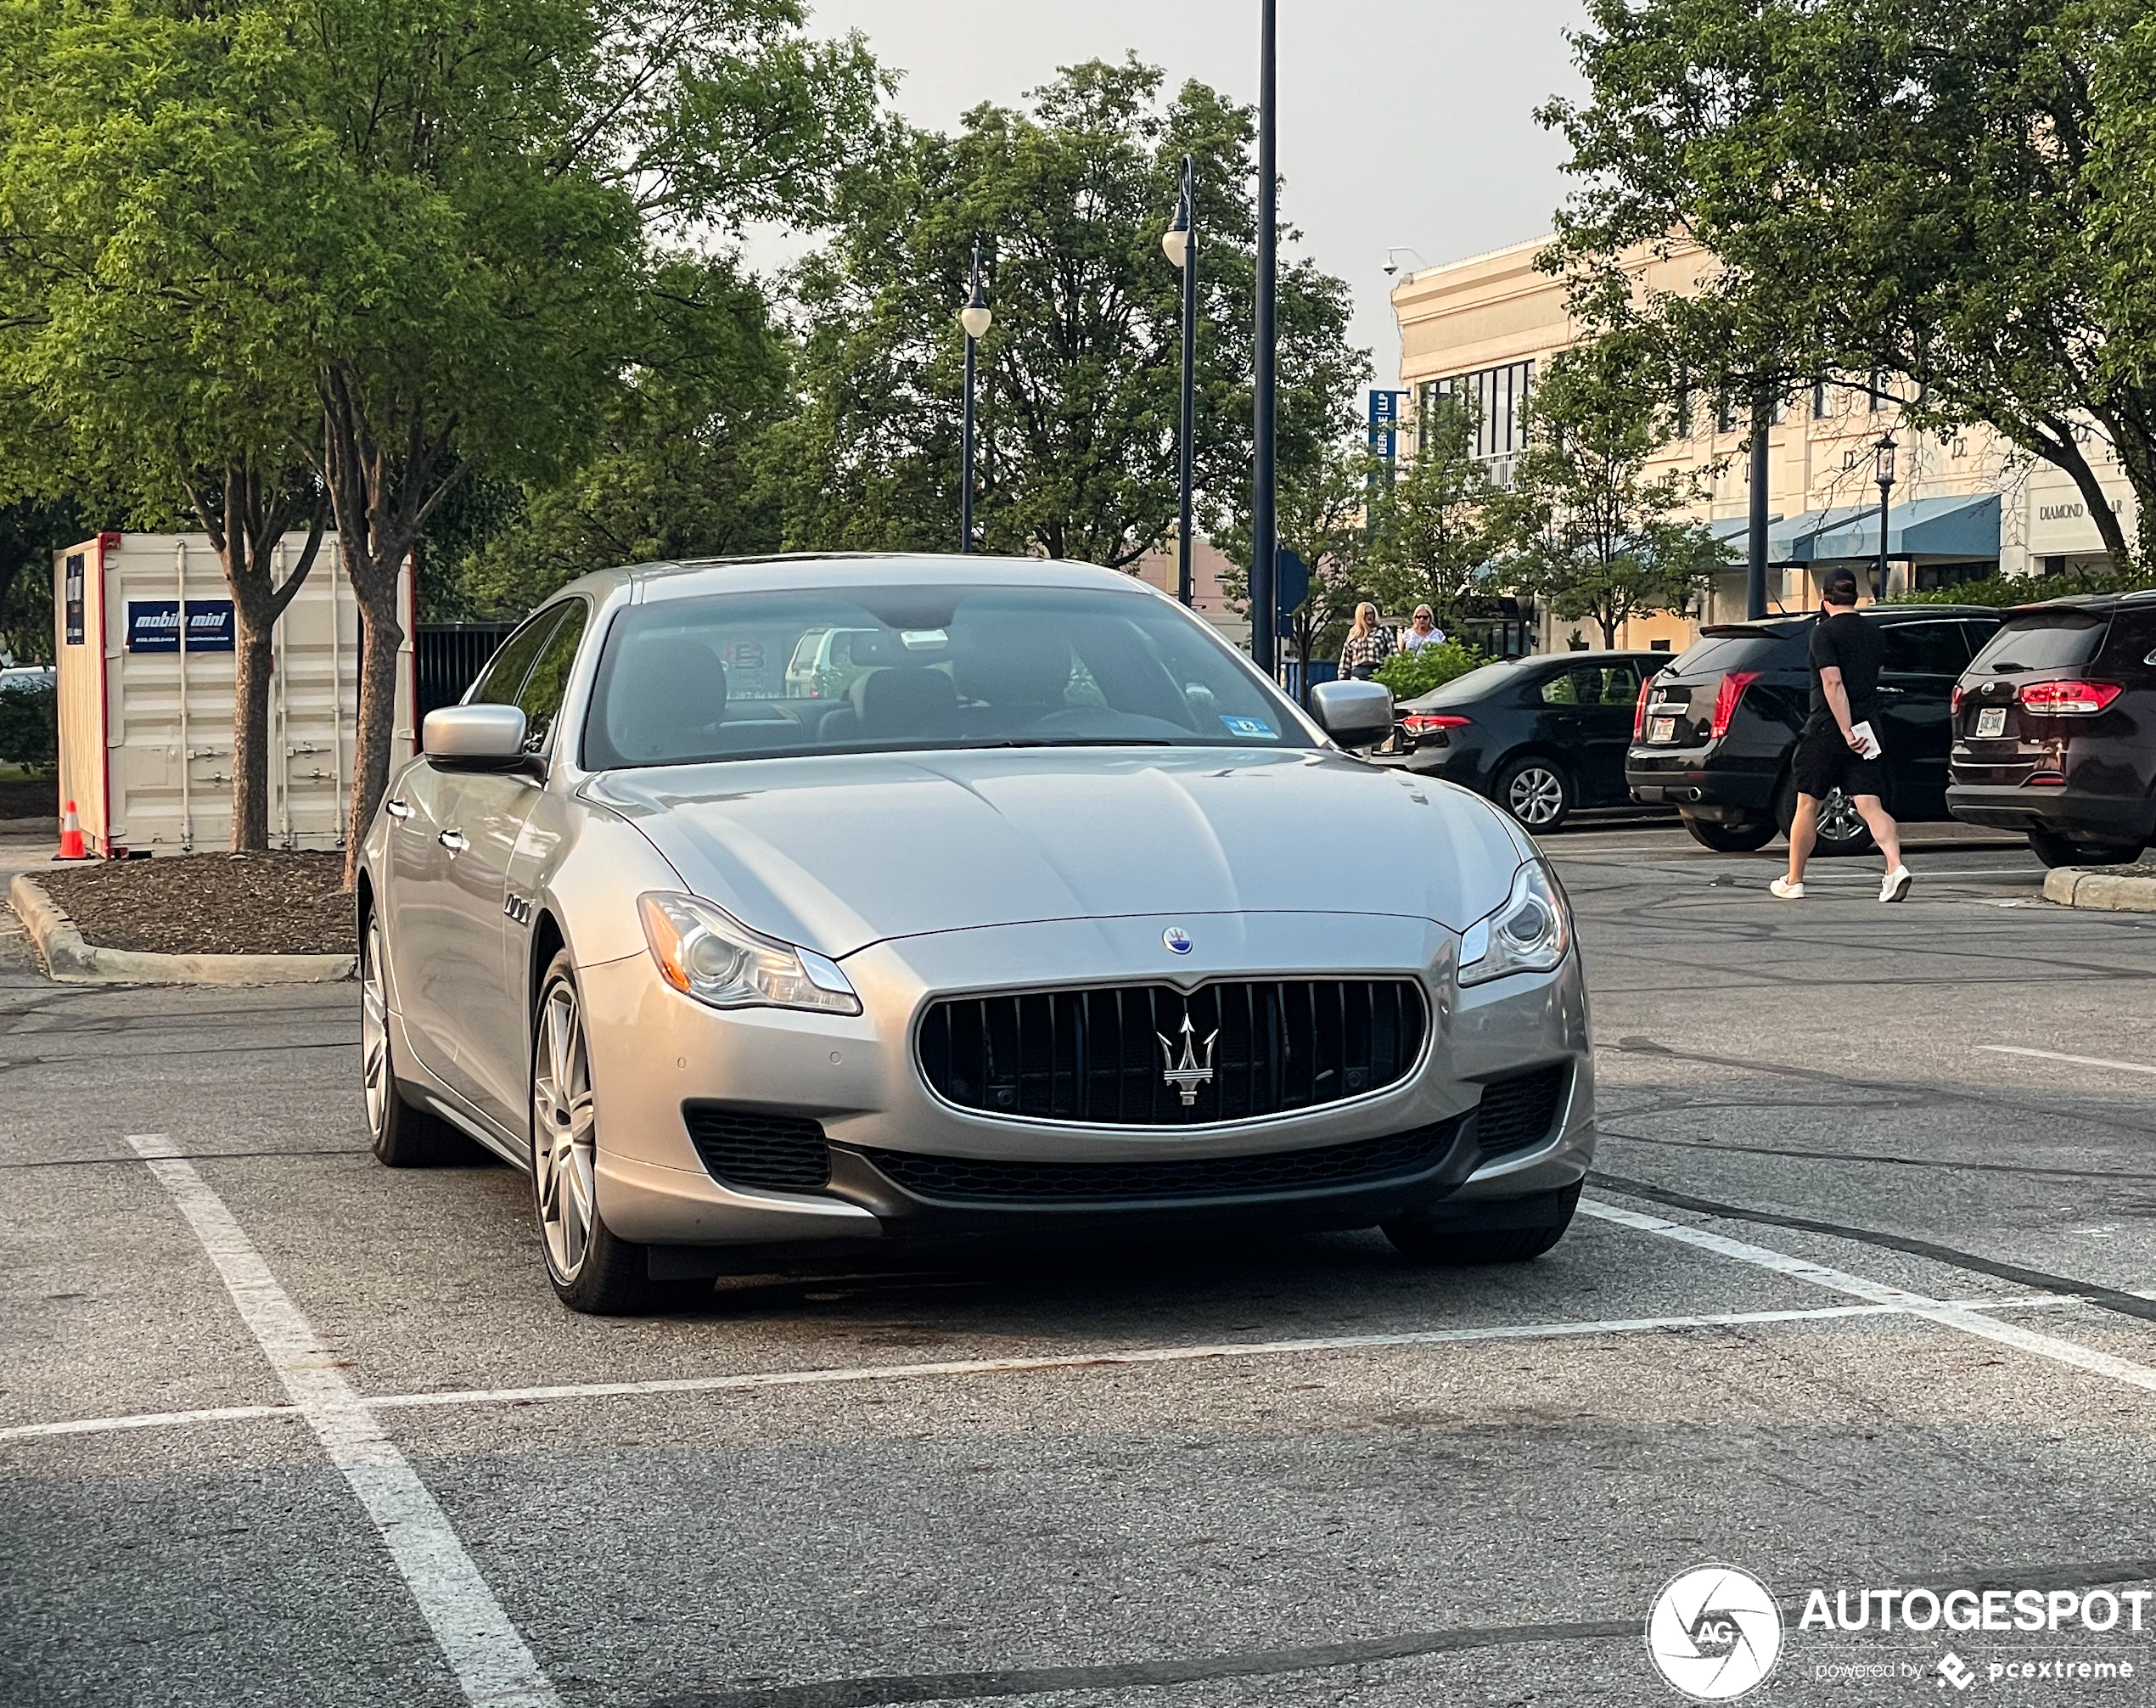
1374;640;1488;699
1898;568;2156;608
0;684;56;769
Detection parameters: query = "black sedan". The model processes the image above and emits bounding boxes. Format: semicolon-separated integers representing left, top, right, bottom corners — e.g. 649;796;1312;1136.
1394;652;1671;832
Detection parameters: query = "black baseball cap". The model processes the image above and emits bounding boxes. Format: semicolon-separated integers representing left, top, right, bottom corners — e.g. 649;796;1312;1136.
1822;569;1860;606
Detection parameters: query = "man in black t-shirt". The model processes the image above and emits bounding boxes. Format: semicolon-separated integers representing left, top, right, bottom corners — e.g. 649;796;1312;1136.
1770;569;1912;903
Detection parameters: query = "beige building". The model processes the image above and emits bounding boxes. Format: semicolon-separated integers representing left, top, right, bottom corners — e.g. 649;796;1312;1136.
1391;235;2139;653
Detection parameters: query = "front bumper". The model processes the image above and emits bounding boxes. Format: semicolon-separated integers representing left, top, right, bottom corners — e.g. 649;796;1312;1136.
580;910;1595;1252
1945;783;2156;843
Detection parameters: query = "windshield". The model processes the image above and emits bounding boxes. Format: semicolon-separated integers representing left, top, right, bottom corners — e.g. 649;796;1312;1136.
581;583;1316;768
1968;610;2108;676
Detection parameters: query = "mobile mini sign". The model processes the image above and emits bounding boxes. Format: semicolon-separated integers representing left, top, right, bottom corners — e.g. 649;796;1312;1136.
126;599;237;654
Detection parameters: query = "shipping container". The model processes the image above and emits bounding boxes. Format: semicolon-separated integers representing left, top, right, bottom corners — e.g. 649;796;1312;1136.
53;531;416;856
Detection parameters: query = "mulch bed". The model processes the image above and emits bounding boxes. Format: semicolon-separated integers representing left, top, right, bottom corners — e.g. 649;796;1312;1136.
36;851;355;956
0;777;55;821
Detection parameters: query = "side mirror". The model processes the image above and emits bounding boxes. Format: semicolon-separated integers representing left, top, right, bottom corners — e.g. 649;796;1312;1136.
424;704;529;768
1311;679;1395;749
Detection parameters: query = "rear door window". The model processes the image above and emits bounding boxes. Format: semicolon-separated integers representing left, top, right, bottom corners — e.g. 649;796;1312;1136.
1665;635;1786;680
1968;611;2109;677
1880;621;1975;676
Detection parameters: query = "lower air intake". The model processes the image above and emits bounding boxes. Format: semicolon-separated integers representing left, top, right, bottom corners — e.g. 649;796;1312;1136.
1472;1065;1569;1159
682;1104;831;1194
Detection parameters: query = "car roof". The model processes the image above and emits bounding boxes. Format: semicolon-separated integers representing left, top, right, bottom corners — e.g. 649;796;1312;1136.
549;552;1167;608
1699;604;1997;641
1999;589;2156;617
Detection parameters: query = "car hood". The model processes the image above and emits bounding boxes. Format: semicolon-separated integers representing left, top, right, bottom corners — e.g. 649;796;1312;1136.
586;748;1532;958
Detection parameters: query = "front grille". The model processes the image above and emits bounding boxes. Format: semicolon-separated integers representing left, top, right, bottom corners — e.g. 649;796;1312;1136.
682;1104;830;1194
1473;1065;1569;1159
853;1116;1461;1204
918;979;1427;1126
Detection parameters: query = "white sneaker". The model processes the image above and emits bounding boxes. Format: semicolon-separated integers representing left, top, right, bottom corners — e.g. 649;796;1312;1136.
1770;877;1805;901
1880;866;1913;903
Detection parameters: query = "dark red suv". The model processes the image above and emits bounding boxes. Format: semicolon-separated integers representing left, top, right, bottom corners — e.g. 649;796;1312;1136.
1946;593;2156;865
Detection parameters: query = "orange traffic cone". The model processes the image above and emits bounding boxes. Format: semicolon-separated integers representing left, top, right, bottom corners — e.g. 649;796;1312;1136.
56;799;87;860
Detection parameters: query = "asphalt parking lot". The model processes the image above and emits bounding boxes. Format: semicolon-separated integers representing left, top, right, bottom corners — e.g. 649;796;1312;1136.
5;822;2156;1707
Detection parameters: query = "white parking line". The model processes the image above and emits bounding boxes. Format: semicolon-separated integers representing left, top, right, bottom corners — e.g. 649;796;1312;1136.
121;1134;561;1708
0;1294;2077;1445
1581;1197;2156;1396
1978;1045;2156;1077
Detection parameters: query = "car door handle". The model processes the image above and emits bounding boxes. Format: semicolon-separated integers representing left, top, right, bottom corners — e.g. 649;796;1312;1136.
385;798;413;821
439;829;469;854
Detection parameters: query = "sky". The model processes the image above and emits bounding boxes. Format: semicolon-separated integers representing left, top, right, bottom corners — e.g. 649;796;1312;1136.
763;0;1589;393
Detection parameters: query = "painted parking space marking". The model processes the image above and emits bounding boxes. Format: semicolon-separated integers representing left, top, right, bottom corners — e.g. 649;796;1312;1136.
1978;1044;2156;1077
0;1293;2080;1446
121;1133;561;1708
1582;1196;2156;1396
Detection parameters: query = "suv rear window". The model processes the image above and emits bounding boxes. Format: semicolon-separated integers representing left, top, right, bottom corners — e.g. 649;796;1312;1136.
1664;635;1785;679
1968;611;2108;677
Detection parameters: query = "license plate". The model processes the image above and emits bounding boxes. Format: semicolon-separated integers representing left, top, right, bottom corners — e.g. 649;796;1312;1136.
1975;706;2006;739
1649;716;1676;743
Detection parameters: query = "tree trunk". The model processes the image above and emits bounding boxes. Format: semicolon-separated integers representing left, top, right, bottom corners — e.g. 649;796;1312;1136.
231;621;275;851
345;583;403;891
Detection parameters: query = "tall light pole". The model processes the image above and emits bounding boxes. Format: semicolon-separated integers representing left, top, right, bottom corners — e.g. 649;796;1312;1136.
1872;433;1897;603
958;244;992;554
1163;156;1197;607
1250;0;1279;675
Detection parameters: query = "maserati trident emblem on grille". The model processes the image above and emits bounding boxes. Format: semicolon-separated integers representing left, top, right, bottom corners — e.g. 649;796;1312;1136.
1157;1012;1220;1106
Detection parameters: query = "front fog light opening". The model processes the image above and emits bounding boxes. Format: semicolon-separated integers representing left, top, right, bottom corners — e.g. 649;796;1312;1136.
1458;862;1570;986
638;892;862;1015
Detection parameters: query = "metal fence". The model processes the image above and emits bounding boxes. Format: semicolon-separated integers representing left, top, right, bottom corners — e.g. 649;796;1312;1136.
415;623;516;720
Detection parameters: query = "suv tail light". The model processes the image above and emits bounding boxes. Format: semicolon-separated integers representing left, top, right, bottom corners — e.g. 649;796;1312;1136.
2017;679;2121;715
1949;684;1964;715
1709;671;1760;741
1404;713;1471;735
1632;676;1654;741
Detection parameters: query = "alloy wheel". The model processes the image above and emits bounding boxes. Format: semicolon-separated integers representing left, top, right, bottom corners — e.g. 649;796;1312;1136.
1506;766;1566;827
1816;789;1867;845
361;915;390;1139
533;979;598;1283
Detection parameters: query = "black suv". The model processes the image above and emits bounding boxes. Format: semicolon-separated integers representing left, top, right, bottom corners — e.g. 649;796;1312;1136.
1625;606;2002;855
1946;593;2156;866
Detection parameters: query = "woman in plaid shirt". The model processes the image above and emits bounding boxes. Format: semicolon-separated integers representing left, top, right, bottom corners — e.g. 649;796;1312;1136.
1339;604;1391;678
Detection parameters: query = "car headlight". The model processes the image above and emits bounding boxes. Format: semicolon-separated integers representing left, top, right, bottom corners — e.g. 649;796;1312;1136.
637;893;862;1015
1457;861;1570;986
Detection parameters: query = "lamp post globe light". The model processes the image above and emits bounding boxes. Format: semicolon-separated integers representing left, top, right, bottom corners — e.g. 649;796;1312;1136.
957;244;992;555
1163;155;1197;607
1872;433;1897;602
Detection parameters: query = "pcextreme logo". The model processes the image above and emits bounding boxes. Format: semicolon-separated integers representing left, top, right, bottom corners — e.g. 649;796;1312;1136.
1647;1565;1785;1701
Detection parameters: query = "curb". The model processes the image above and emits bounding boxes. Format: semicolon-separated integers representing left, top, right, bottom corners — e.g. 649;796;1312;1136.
8;873;357;986
2041;866;2156;914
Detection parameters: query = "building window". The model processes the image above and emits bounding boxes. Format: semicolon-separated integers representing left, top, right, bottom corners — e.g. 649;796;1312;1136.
1426;360;1536;463
1716;394;1738;435
1868;370;1886;412
1813;382;1830;419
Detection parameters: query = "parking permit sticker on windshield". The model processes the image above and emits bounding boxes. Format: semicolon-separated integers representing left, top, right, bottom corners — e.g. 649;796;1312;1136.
1220;715;1278;739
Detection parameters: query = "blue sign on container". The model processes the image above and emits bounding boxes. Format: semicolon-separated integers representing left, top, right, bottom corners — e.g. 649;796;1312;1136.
127;599;237;653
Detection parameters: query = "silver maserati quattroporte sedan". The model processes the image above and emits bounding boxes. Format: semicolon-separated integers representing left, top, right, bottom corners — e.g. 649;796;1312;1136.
359;556;1594;1312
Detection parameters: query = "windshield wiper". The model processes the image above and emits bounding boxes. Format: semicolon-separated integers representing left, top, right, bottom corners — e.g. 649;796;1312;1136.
970;738;1178;749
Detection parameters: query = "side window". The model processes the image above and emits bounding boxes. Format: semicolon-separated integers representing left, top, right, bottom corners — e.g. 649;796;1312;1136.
1538;671;1579;705
1595;662;1642;705
1881;621;1972;677
469;608;565;707
515;603;591;755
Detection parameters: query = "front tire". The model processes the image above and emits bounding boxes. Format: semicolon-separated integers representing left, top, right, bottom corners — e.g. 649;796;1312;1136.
531;950;652;1315
1495;756;1572;833
1682;815;1777;853
362;910;467;1167
2028;827;2144;868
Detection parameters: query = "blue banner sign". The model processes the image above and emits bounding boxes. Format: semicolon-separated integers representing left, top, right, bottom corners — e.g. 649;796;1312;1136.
126;599;237;654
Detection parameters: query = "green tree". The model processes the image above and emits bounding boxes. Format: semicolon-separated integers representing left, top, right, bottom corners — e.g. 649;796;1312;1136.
1215;430;1383;678
1493;338;1730;648
1363;395;1503;626
766;58;1366;571
0;0;880;876
1541;0;2156;567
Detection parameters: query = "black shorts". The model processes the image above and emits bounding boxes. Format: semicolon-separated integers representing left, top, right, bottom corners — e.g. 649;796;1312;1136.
1792;725;1886;800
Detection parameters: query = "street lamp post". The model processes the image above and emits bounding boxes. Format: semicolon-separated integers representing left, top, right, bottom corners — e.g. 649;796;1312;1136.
958;244;992;555
1872;434;1897;602
1162;155;1197;607
1250;0;1278;675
